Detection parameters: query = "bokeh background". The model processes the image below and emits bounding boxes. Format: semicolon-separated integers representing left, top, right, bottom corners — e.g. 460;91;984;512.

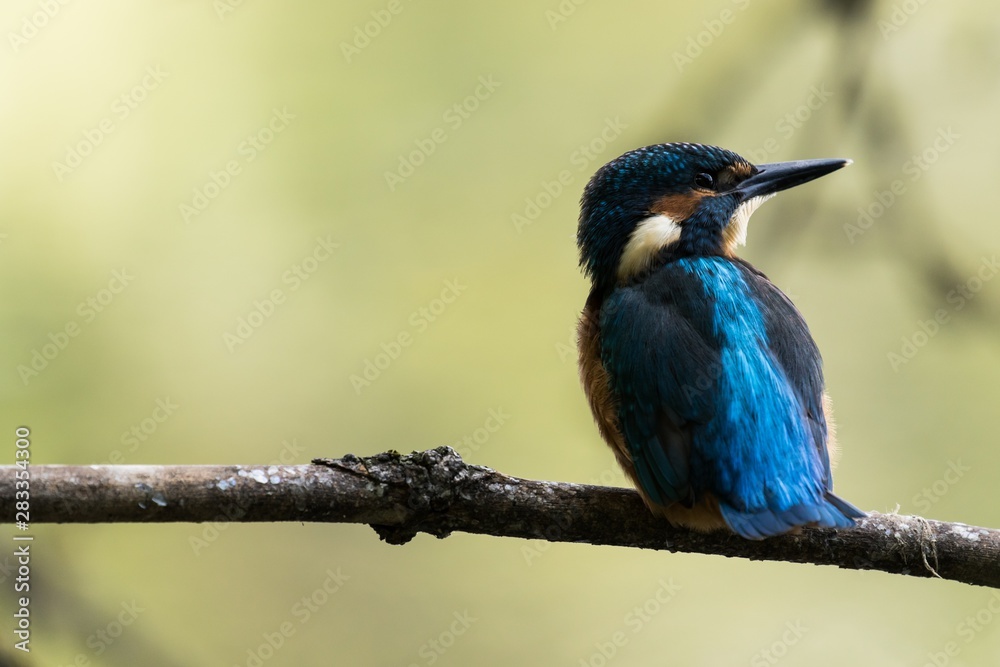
2;1;1000;665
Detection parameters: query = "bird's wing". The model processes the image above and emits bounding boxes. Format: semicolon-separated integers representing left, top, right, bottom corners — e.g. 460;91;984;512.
744;261;865;536
598;266;722;507
601;258;863;537
732;259;833;488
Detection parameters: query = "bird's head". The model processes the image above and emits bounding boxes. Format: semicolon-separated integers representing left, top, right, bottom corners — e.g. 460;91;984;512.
577;142;850;291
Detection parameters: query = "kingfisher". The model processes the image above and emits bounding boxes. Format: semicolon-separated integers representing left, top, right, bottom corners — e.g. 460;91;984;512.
576;142;865;540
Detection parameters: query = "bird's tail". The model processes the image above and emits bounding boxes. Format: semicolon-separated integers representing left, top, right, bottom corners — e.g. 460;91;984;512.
719;493;866;540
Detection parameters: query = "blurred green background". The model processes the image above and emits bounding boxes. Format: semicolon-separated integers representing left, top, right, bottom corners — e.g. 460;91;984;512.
2;1;1000;665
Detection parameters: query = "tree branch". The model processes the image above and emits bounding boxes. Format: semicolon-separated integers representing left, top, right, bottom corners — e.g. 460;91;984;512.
3;447;997;588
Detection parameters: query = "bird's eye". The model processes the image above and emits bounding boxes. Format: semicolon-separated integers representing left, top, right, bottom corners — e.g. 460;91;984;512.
694;173;715;190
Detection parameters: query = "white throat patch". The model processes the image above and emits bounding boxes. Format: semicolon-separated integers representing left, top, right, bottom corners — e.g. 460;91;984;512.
617;213;682;282
724;194;774;251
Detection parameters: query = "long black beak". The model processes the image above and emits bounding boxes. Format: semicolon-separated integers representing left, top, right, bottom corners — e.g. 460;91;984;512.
736;158;851;200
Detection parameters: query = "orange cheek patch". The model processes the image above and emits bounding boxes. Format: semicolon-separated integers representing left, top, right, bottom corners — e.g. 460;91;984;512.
651;192;704;221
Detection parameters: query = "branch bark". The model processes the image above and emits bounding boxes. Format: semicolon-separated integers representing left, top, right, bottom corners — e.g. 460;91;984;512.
3;447;998;588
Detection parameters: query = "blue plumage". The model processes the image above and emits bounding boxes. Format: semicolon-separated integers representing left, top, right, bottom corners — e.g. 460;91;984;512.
577;142;864;539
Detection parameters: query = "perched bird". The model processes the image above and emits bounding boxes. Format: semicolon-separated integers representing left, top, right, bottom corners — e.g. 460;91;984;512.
576;142;865;539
